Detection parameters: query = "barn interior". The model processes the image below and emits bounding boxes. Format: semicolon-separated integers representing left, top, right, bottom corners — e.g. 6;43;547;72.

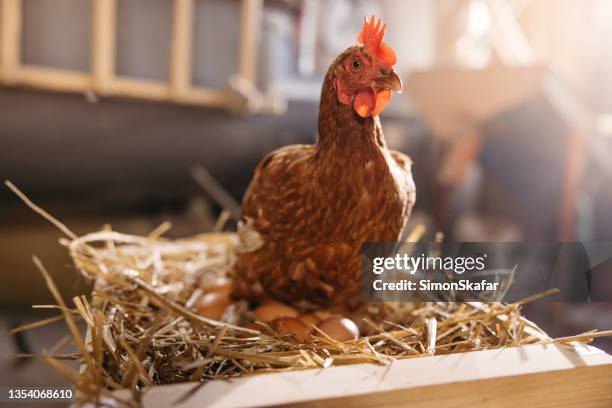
1;0;612;392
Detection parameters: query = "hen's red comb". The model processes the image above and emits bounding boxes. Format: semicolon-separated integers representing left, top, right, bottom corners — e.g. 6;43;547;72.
357;15;397;67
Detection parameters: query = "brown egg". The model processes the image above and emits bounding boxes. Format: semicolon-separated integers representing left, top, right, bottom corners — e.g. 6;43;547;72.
204;277;232;296
236;322;262;338
243;322;262;331
313;310;335;321
271;317;312;343
195;292;230;320
299;313;320;328
254;301;299;322
318;317;359;342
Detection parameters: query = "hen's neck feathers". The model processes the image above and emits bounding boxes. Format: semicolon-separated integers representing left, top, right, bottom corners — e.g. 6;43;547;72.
316;49;387;156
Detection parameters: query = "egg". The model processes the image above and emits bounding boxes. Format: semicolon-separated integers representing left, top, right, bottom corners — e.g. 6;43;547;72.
243;322;262;331
318;317;359;341
235;322;262;338
204;277;232;296
254;300;299;322
298;313;320;328
195;292;231;320
271;317;312;343
313;310;335;321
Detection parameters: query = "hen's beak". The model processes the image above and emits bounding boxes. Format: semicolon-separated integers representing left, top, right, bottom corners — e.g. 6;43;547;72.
377;69;403;94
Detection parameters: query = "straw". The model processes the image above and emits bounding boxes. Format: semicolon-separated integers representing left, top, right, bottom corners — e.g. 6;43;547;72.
6;181;612;406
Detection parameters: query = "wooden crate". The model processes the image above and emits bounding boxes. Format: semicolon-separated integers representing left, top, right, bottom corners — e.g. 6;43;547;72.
106;343;612;407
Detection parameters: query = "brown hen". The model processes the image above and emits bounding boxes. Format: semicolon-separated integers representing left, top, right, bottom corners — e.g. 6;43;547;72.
232;16;416;308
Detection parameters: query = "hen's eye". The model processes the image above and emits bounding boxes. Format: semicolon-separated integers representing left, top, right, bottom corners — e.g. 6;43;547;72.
351;58;361;70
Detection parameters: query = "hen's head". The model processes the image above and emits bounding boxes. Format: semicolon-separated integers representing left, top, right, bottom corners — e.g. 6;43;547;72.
334;16;402;118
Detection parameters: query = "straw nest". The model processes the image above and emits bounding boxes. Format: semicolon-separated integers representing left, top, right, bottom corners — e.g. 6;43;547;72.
7;181;612;407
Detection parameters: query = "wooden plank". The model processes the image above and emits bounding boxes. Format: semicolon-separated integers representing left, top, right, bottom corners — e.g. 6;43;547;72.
1;64;232;108
433;0;469;66
170;0;194;97
485;0;535;66
108;77;170;100
92;0;117;94
108;77;230;108
178;87;230;108
0;0;22;84
237;0;262;84
17;65;91;92
109;344;612;408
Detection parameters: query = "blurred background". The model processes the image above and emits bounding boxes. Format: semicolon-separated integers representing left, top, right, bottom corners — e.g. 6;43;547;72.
1;0;612;386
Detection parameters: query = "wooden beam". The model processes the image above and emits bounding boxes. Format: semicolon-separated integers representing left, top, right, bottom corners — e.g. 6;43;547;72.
107;344;612;408
108;77;171;100
109;77;229;108
17;66;91;92
178;87;230;108
0;0;22;84
237;0;262;84
433;0;469;66
485;0;535;66
92;0;117;94
170;0;194;97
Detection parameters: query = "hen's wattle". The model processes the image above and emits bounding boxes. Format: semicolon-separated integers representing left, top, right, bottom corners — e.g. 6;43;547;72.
232;18;416;308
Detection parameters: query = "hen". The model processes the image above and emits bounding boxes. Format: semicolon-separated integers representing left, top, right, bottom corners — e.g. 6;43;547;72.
232;16;416;308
